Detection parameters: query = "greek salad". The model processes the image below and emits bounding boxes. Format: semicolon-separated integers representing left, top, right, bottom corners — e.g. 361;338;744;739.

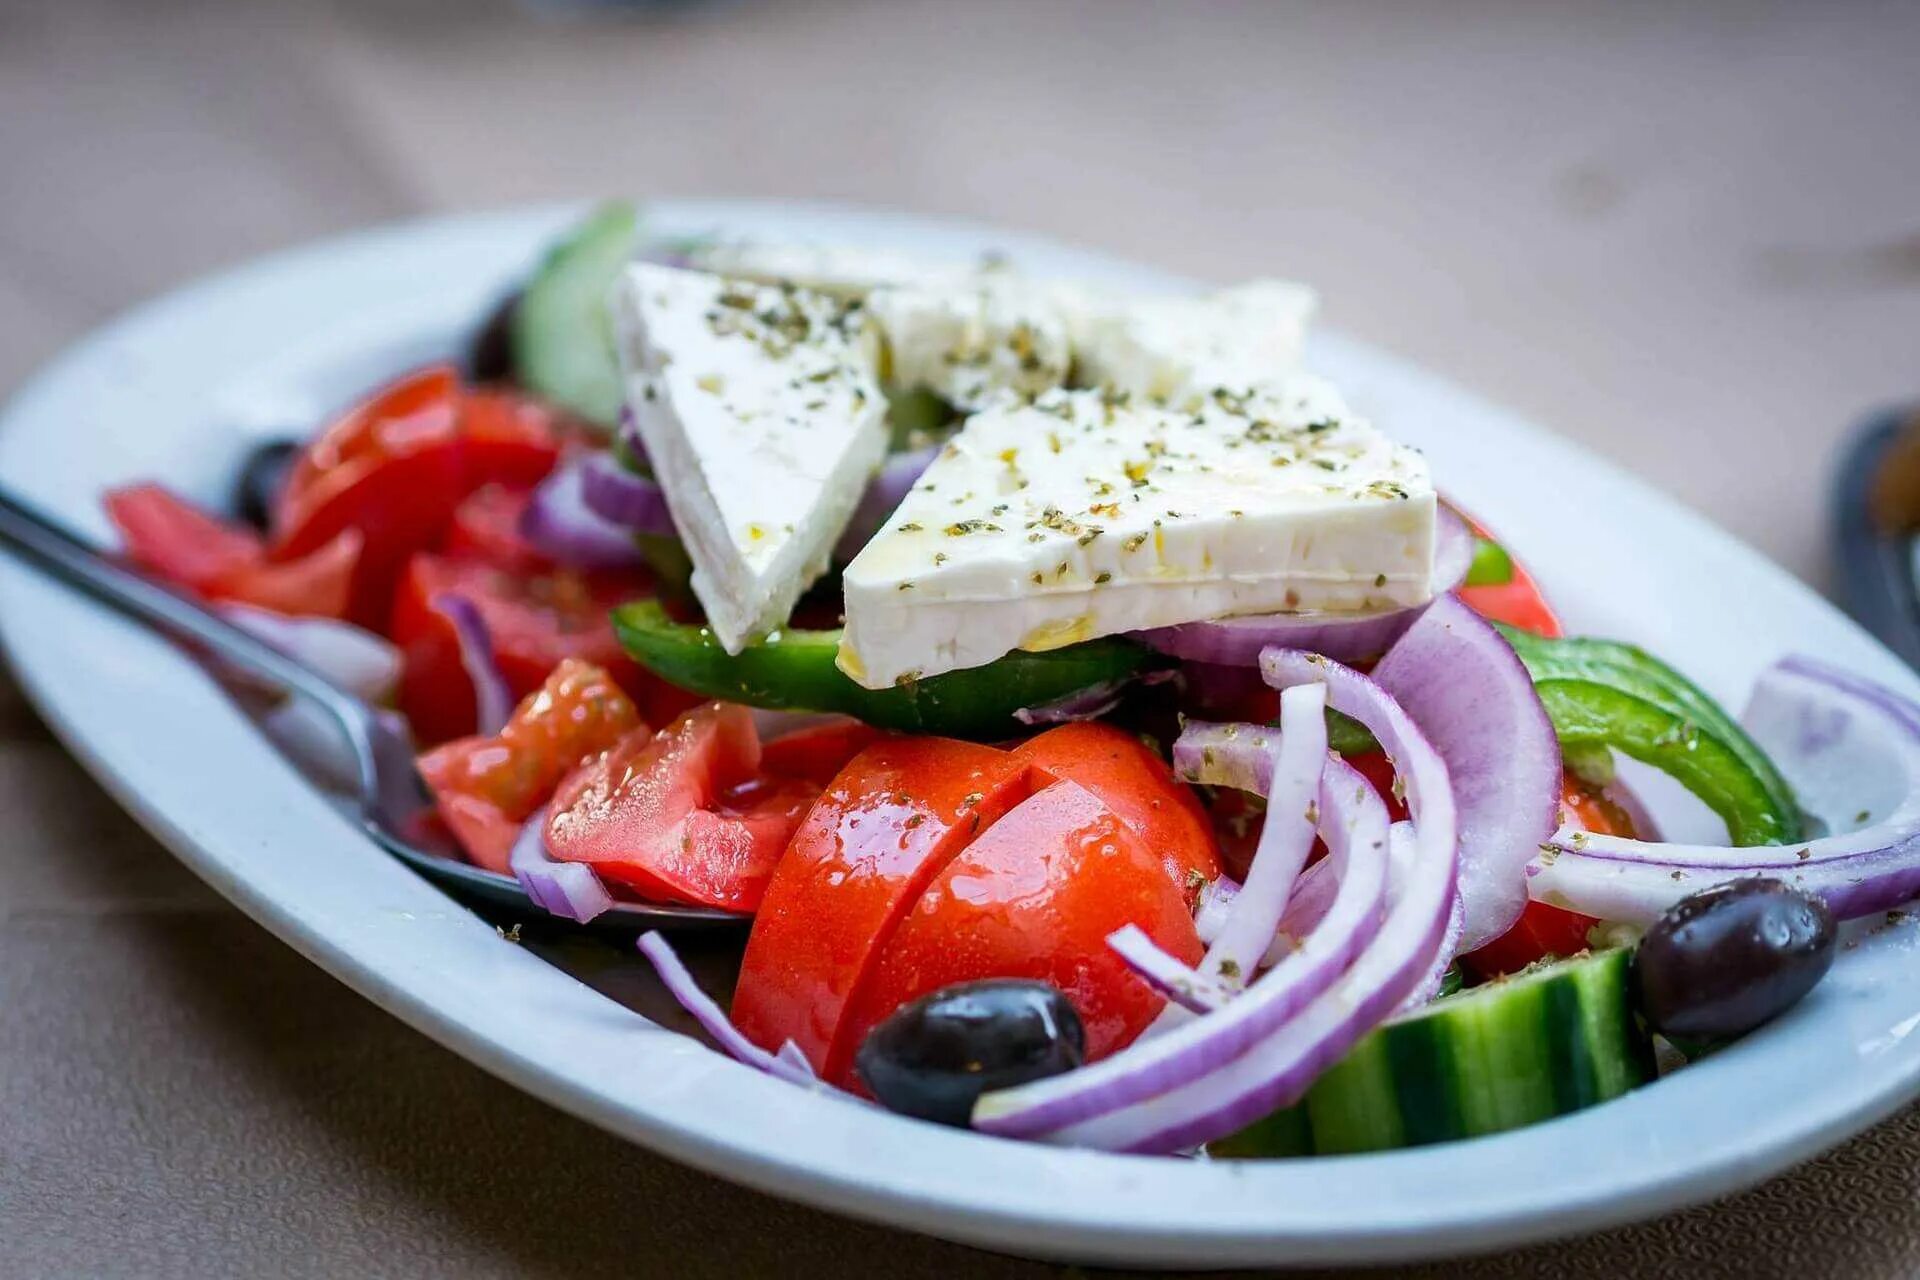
102;202;1911;1157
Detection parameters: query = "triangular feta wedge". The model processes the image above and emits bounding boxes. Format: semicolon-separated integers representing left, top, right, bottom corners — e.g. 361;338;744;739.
614;263;887;652
839;378;1434;689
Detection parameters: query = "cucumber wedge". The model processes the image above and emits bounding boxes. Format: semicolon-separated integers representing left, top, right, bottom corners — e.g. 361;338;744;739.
512;202;639;430
1211;949;1654;1157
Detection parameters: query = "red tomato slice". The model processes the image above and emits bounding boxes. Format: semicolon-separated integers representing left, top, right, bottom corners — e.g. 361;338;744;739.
760;717;891;785
103;482;361;619
1012;721;1222;904
1452;509;1562;638
847;779;1204;1087
271;369;569;629
1461;774;1629;978
389;552;679;744
543;703;812;911
731;737;1037;1076
416;658;644;873
443;483;553;574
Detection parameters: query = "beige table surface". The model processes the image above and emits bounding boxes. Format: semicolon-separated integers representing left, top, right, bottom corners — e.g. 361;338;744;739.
4;1;1920;1274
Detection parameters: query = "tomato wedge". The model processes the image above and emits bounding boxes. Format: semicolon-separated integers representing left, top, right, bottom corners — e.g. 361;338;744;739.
1454;510;1562;638
416;658;643;873
543;703;815;912
1012;721;1222;904
732;738;1037;1076
271;368;568;628
444;483;553;574
847;779;1203;1084
104;482;361;619
389;552;680;744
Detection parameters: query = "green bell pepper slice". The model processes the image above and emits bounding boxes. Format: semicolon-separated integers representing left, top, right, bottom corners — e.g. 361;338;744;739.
611;599;1155;741
1495;625;1801;845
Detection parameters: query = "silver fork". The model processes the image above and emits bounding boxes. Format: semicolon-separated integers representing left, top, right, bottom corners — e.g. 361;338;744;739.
0;483;743;929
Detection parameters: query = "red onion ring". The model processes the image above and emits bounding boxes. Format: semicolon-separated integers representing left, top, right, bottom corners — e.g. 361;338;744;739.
509;806;614;923
637;932;824;1089
1107;924;1237;1013
521;456;650;569
1370;592;1561;952
1530;656;1920;924
578;450;675;537
1130;505;1473;667
429;591;513;734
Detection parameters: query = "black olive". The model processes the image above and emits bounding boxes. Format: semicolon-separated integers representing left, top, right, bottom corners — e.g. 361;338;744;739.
469;289;522;384
856;980;1085;1127
232;439;299;532
1635;878;1836;1039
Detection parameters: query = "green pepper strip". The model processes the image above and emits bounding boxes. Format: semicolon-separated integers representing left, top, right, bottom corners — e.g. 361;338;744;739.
1464;537;1514;588
611;599;1153;741
1495;625;1801;846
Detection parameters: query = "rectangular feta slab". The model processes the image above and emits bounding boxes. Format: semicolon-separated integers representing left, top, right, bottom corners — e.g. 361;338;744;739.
839;377;1433;688
614;263;888;653
865;280;1073;411
1066;279;1318;410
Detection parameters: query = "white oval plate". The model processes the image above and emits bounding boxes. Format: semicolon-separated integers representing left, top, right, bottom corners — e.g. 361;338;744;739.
4;202;1918;1269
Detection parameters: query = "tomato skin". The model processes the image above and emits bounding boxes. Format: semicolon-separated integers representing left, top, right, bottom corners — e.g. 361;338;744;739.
759;717;891;785
271;368;568;629
444;484;553;574
732;738;1037;1076
416;658;643;872
846;779;1203;1087
390;552;669;744
104;482;361;619
543;703;810;911
1451;509;1562;639
1012;721;1222;904
1461;774;1627;978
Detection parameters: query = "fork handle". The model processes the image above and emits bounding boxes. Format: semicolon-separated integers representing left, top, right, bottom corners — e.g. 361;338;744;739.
0;483;371;730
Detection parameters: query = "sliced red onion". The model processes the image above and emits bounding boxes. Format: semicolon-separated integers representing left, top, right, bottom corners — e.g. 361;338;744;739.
1370;593;1561;952
1109;924;1236;1013
578;450;675;536
834;444;940;562
510;806;614;923
220;602;401;703
430;591;513;735
520;456;649;569
1530;656;1920;924
1130;506;1472;666
972;752;1392;1142
1192;683;1327;990
1192;876;1240;946
1396;833;1464;1013
637;931;824;1089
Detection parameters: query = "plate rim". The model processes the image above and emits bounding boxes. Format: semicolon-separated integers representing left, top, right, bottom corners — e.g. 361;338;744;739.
5;198;1919;1267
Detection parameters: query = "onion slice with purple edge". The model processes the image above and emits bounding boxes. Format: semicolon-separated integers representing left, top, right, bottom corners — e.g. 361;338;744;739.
509;806;614;923
520;455;651;569
1130;505;1473;666
429;591;513;734
636;932;822;1089
978;652;1458;1152
833;444;940;562
578;449;675;537
1192;875;1240;946
1530;655;1920;924
219;602;401;703
971;750;1396;1145
1367;592;1561;952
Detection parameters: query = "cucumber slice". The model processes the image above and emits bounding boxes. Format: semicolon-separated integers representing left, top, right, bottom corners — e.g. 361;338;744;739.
1210;949;1654;1157
512;202;639;430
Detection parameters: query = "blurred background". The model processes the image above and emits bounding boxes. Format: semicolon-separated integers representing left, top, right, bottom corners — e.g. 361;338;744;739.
6;3;1920;1276
4;0;1918;588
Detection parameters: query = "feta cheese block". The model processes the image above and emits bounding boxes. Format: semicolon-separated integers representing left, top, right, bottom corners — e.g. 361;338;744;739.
1067;279;1318;410
614;263;888;653
684;241;977;300
838;377;1434;688
865;279;1073;410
